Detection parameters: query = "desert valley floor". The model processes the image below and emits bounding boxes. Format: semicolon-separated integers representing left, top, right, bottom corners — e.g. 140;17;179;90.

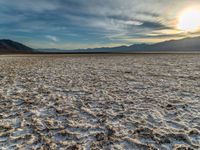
0;54;199;150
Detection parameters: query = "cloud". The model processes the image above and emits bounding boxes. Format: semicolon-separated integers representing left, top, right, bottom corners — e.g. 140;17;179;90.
124;20;143;26
140;21;169;29
1;0;200;49
45;35;59;42
0;0;59;12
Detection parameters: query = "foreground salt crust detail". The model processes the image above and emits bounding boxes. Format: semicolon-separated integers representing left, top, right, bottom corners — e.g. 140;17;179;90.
0;54;199;150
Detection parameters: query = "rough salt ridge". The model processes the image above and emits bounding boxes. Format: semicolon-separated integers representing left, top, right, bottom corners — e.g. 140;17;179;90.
0;54;199;150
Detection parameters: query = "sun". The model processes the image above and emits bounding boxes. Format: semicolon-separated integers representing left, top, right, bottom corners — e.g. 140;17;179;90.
178;7;200;32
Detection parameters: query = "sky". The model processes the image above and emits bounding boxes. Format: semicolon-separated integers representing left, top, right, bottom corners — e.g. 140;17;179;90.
0;0;200;49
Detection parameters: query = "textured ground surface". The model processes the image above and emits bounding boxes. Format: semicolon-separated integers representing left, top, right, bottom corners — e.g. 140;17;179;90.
0;54;200;150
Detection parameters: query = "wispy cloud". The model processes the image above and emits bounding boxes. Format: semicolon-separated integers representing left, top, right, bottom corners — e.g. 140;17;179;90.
45;35;59;42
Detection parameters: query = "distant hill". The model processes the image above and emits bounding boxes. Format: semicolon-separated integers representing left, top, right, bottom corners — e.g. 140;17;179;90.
38;36;200;53
78;36;200;53
127;36;200;52
0;39;34;54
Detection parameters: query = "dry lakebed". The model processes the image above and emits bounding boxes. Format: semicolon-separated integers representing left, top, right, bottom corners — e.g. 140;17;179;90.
0;54;199;150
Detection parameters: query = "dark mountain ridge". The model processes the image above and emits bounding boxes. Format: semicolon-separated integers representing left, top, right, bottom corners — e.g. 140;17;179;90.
0;39;34;54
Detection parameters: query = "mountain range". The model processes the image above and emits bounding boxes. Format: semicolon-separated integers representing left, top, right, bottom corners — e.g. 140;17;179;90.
0;39;34;54
38;36;200;53
1;36;200;54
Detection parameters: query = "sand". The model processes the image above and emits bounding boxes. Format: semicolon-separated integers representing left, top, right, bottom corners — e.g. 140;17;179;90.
0;54;199;150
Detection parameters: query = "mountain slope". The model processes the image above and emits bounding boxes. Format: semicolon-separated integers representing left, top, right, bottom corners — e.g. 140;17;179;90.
0;39;34;54
84;36;200;52
131;36;200;52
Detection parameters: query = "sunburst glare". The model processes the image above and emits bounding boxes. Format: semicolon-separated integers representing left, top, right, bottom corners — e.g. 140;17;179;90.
178;7;200;32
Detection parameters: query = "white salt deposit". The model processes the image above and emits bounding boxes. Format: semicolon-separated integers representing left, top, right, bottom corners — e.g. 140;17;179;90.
0;54;199;149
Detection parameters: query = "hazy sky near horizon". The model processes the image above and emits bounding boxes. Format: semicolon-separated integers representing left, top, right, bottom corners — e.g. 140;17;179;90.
0;0;200;49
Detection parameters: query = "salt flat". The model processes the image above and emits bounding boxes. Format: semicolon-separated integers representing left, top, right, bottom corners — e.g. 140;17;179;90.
0;54;199;150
